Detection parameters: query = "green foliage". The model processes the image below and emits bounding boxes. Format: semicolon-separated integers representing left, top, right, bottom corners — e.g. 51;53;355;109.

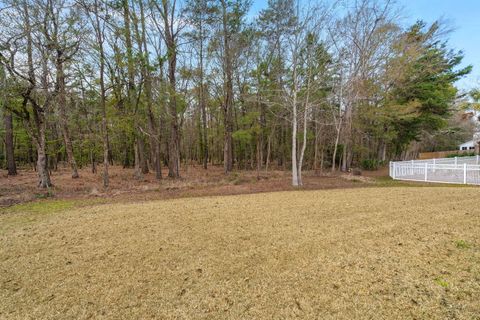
446;152;475;158
434;277;449;288
454;240;472;249
232;129;253;143
34;190;55;200
360;159;385;171
387;21;471;154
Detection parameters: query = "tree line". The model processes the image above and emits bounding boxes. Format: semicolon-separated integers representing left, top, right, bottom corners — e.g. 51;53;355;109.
0;0;471;187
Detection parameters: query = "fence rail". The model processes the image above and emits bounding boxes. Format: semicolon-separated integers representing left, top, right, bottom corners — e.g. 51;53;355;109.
389;156;480;185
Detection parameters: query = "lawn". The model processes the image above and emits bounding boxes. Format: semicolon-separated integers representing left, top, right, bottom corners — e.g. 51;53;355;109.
1;187;479;319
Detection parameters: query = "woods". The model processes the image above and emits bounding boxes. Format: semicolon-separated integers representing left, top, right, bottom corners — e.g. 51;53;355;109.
0;0;471;188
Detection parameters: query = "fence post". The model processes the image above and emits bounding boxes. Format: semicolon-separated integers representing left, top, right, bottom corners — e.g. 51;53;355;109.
455;156;458;168
464;163;467;184
411;160;414;175
392;162;396;179
424;163;428;182
476;155;479;165
433;158;436;173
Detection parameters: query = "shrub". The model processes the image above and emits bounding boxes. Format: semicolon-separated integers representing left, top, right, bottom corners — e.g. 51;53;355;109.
446;152;475;158
360;159;384;171
34;190;54;199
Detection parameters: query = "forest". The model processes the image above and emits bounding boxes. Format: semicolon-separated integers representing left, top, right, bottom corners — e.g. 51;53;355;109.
0;0;473;188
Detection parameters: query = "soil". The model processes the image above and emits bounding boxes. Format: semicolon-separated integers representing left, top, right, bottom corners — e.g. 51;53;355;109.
0;165;380;207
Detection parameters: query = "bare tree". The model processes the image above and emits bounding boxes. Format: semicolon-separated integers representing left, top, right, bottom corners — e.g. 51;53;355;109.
41;0;82;178
79;0;110;188
332;0;399;171
0;0;53;187
153;0;183;178
135;0;162;179
283;1;327;186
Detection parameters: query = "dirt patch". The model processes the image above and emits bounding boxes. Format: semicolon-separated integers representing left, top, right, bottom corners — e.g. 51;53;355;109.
0;165;379;207
340;173;376;183
0;187;479;319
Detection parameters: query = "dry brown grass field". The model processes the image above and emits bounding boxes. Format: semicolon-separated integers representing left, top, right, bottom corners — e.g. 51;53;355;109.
1;186;479;319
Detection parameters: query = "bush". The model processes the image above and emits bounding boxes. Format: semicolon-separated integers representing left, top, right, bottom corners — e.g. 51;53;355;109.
360;159;384;171
446;152;475;158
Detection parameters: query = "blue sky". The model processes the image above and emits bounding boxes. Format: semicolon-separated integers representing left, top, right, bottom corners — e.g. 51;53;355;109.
249;0;479;91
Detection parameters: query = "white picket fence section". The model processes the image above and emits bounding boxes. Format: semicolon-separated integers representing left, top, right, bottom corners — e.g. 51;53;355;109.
389;155;480;185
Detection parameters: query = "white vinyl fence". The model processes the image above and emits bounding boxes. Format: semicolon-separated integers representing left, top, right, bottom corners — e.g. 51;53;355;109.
389;155;480;185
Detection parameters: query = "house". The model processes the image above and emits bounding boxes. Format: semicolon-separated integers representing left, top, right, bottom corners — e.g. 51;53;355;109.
458;110;480;151
459;140;476;151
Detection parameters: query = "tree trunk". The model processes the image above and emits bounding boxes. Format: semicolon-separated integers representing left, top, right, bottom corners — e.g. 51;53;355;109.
123;0;144;180
332;125;341;172
56;56;79;178
148;111;162;180
298;104;308;186
200;70;208;170
221;0;233;174
198;14;208;170
24;2;51;188
265;127;273;173
34;113;52;188
143;38;162;179
291;37;299;186
134;138;144;180
291;88;299;186
341;143;347;171
167;109;180;178
159;0;181;178
380;140;387;161
320;145;325;173
341;106;352;172
292;116;298;185
135;0;159;178
4;111;17;175
92;0;109;188
297;55;313;186
138;137;148;174
90;148;97;174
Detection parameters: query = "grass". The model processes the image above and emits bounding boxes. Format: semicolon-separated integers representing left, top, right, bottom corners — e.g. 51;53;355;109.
0;200;75;235
1;187;479;319
0;198;104;235
434;278;449;289
454;239;472;249
2;199;77;214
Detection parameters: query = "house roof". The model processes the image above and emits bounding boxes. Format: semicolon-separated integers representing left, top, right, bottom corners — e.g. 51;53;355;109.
459;140;474;146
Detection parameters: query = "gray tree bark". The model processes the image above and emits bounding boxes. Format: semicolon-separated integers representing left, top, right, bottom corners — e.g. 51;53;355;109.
4;110;17;175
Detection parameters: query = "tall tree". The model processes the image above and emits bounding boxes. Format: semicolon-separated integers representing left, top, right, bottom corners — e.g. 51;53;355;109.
386;21;472;156
211;0;251;173
0;65;17;175
135;0;162;179
154;0;183;178
185;0;212;169
0;0;53;187
43;0;82;178
80;0;111;188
